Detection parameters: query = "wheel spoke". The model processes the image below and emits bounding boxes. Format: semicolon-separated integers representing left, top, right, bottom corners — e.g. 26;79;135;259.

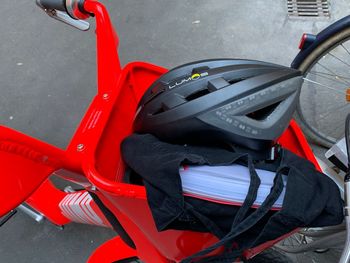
316;103;349;122
328;52;350;69
309;71;350;80
303;78;346;94
341;43;350;57
309;71;350;81
316;62;350;85
333;121;347;137
308;71;350;86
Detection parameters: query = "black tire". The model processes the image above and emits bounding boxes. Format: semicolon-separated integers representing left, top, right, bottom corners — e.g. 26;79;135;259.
246;248;293;263
294;27;350;148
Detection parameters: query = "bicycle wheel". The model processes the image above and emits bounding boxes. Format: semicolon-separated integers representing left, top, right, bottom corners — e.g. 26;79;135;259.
275;226;344;263
246;248;293;263
294;27;350;148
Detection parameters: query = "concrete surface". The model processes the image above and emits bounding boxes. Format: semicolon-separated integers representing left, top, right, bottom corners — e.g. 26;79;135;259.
1;0;350;262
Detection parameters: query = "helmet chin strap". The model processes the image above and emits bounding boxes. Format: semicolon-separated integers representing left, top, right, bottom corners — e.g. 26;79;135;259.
229;143;281;162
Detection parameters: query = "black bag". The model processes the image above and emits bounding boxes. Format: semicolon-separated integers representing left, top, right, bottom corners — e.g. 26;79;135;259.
121;133;343;262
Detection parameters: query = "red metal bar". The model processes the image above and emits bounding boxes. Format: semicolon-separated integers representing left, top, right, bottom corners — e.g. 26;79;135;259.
84;0;121;94
26;180;70;226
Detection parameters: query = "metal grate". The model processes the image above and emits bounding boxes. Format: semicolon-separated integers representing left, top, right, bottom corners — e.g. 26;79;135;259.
287;0;330;17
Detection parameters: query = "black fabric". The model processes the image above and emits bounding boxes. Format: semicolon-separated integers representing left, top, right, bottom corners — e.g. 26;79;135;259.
121;134;343;262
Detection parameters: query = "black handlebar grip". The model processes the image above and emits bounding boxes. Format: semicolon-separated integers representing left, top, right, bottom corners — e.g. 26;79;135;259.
37;0;66;12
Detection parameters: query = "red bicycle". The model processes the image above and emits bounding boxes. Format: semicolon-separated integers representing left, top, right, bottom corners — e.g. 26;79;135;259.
0;1;347;262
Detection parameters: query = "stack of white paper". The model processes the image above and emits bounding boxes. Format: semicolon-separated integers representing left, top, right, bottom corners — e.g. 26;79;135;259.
179;164;287;209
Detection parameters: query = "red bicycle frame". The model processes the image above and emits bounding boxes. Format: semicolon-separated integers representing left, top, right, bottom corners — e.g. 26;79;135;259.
0;1;320;262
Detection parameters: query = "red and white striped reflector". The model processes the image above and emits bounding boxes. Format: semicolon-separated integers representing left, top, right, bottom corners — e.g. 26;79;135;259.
59;191;111;228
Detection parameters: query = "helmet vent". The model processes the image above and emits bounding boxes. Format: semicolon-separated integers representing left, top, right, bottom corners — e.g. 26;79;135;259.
228;77;246;85
151;107;165;116
186;88;211;101
246;101;281;121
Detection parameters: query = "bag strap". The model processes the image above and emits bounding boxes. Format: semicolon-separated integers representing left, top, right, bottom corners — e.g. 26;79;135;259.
231;155;261;227
203;167;287;263
181;164;286;263
190;207;226;239
186;154;261;240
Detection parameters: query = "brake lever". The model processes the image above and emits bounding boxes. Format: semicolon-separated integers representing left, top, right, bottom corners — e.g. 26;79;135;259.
36;2;90;31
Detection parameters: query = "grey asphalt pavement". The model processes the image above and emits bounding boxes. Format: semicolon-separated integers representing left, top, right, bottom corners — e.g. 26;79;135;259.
1;0;350;262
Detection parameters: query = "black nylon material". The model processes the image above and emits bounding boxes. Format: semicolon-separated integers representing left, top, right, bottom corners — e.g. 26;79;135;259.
121;134;343;262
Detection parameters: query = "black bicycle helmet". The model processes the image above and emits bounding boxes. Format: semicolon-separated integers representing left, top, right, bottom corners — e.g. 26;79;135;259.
133;59;302;150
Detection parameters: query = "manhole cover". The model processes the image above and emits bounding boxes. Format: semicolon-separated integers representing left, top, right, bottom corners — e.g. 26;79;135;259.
288;0;330;17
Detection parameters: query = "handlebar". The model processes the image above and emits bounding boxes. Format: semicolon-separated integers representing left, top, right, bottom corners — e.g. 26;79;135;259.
36;0;90;31
36;0;66;12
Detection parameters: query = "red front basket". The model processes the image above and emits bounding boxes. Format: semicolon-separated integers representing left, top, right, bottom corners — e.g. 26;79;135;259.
69;61;319;262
